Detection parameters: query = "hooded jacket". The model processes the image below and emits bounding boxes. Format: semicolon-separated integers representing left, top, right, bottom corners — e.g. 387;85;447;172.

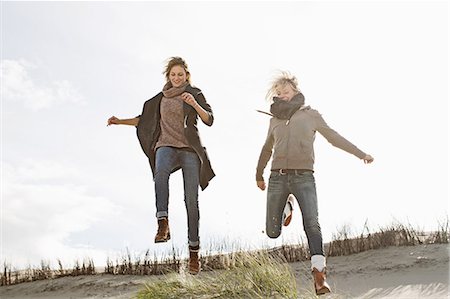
136;85;215;190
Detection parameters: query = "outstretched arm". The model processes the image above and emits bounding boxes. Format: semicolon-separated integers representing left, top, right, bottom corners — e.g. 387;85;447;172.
107;116;140;127
314;111;373;163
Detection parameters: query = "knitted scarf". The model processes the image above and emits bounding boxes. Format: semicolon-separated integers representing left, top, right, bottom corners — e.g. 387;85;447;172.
162;81;189;98
270;93;305;120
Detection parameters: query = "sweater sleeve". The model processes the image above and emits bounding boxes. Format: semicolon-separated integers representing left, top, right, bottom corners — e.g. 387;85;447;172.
256;123;274;181
194;90;214;126
314;110;366;159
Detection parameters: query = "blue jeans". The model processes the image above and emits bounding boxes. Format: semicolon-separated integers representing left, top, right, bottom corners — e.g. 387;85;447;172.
154;146;200;247
266;170;324;256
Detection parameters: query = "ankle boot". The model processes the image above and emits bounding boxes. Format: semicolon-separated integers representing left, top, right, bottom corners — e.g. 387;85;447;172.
312;267;331;295
154;218;170;243
188;246;200;275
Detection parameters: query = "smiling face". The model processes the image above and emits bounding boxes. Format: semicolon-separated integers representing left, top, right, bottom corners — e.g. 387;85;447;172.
169;65;188;88
276;83;297;101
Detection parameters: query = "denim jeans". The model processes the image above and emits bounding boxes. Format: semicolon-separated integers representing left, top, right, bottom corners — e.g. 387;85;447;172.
154;146;200;247
266;170;324;256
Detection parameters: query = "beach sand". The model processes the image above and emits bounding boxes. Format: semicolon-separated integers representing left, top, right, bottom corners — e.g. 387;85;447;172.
293;243;449;298
1;243;448;299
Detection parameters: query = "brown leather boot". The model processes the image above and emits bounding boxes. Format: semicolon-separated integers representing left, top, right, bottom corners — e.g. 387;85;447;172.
188;246;200;275
312;267;331;295
154;218;170;243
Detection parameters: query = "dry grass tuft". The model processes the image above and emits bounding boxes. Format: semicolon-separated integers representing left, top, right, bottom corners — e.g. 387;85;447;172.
104;247;180;276
136;251;297;299
326;219;449;257
1;259;95;286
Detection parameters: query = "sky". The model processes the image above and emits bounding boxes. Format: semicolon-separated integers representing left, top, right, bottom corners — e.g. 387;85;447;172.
1;1;449;269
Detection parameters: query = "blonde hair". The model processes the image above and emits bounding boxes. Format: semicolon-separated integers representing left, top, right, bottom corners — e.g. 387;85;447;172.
266;71;300;101
163;56;191;83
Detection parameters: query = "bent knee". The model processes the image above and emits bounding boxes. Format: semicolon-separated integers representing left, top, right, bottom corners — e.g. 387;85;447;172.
266;229;281;239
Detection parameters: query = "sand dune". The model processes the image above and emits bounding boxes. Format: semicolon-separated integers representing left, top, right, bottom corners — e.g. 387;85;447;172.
292;243;449;298
1;243;448;299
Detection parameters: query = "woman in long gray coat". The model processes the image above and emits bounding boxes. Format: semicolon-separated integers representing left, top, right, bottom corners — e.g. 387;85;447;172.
108;57;214;275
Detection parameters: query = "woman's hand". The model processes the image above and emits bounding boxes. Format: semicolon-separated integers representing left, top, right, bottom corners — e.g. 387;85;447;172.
181;92;211;125
257;180;266;191
107;117;139;126
181;92;199;108
107;116;120;126
363;154;374;164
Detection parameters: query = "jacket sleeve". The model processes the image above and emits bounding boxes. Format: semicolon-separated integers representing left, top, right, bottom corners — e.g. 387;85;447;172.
194;90;214;126
313;110;366;159
256;123;274;181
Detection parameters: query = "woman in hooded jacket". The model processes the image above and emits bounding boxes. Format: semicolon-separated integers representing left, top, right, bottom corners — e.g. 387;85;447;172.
256;72;374;295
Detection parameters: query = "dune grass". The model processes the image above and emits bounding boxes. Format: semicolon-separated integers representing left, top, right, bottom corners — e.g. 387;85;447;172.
1;258;95;286
326;219;449;256
136;251;298;299
1;219;448;288
105;247;181;275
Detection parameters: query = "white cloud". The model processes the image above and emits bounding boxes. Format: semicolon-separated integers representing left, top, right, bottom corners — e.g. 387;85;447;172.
1;59;84;110
1;160;120;268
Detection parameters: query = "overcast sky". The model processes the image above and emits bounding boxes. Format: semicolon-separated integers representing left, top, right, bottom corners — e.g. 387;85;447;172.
1;1;448;269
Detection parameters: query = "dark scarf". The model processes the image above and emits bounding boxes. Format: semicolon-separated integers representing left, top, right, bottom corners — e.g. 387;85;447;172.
162;81;189;98
270;93;305;120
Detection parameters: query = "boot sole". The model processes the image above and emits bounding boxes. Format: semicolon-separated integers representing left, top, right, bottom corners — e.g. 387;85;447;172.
315;286;331;295
283;201;293;226
283;214;292;226
188;269;200;275
154;232;171;243
188;264;201;275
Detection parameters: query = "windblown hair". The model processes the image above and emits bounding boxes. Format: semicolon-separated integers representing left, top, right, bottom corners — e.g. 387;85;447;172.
266;71;301;101
163;56;191;83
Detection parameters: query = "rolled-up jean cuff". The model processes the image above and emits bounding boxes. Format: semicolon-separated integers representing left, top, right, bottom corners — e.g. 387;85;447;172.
156;211;168;219
189;240;200;247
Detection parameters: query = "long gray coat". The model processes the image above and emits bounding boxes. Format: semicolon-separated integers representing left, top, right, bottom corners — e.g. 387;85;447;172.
136;85;215;190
